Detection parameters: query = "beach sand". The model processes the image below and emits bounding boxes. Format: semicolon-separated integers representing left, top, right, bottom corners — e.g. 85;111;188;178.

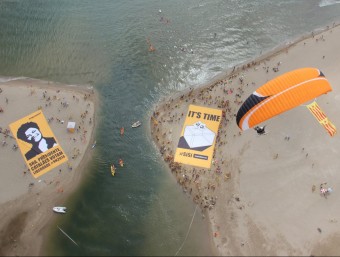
0;78;97;255
150;21;340;256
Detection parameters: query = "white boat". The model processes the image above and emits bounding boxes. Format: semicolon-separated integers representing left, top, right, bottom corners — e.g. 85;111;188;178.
131;121;141;128
53;206;67;214
91;140;96;149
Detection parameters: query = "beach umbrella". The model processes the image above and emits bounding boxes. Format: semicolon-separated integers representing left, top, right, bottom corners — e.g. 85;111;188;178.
236;67;335;135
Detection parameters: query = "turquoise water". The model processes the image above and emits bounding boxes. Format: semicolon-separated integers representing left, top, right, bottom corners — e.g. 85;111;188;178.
1;0;340;255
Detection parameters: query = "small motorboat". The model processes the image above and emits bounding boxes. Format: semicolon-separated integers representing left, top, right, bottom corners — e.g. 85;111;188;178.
111;164;116;176
91;141;96;149
53;207;67;214
131;121;141;128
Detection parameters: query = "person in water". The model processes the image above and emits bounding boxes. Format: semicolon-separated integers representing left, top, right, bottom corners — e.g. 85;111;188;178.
119;158;124;167
17;121;57;160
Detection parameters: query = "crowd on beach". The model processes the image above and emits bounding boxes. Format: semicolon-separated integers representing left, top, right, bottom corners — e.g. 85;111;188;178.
148;23;340;255
147;17;336;233
0;84;95;188
150;23;338;216
0;81;97;256
151;59;275;212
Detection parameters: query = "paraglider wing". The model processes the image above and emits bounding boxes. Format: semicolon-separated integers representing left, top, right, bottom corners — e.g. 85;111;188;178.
236;68;332;130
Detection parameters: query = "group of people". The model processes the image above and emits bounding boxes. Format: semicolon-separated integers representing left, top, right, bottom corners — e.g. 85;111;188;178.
320;182;333;198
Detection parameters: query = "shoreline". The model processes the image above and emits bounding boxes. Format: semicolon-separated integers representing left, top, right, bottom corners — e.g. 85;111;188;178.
158;20;338;105
150;21;340;255
0;78;98;255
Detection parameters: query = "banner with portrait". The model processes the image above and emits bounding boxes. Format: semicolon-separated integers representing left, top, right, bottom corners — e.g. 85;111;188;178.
174;105;222;169
9;110;68;178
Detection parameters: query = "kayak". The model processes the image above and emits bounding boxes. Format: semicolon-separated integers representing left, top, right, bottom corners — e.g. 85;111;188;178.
111;164;116;176
120;127;124;135
131;121;141;128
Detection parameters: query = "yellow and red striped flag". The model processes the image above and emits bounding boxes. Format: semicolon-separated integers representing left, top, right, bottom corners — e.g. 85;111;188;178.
306;101;336;137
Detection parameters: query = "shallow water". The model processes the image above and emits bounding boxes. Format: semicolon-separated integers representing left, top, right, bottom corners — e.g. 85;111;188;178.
1;0;340;255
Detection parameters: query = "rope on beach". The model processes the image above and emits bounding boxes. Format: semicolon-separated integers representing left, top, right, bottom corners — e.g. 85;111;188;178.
174;204;198;256
57;226;79;247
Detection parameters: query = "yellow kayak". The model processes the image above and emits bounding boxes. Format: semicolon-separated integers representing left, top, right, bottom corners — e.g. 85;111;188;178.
151;116;158;125
111;164;116;176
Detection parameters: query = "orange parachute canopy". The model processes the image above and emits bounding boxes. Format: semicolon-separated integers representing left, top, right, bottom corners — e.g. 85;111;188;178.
236;67;332;130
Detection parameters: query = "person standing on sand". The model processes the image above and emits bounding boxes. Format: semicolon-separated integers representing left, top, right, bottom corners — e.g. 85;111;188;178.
17;121;57;161
319;182;333;198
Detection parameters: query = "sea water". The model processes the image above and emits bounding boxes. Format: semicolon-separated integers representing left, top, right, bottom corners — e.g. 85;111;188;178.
1;0;340;255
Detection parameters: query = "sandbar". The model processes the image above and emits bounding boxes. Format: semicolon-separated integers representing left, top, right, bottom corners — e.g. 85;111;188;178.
150;21;340;256
0;77;97;255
